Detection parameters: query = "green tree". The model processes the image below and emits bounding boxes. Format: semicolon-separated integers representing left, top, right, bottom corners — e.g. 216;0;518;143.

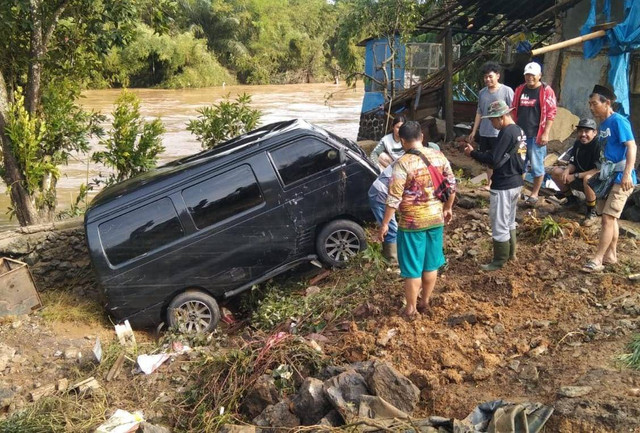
92;90;166;185
0;0;138;225
335;0;426;91
101;24;234;88
187;93;261;149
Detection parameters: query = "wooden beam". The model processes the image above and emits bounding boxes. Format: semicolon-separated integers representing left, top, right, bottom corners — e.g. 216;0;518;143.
531;30;606;56
444;25;454;142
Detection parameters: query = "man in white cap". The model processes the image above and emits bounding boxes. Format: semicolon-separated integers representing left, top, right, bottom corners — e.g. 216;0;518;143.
511;62;557;206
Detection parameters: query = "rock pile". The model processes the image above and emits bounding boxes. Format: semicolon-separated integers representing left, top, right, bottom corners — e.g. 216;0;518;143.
225;360;419;431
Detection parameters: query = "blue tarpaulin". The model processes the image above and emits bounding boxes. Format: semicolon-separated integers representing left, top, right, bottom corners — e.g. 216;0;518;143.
581;0;640;116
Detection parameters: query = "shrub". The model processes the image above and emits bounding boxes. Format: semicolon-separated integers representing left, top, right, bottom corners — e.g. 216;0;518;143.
187;93;262;149
92;90;165;185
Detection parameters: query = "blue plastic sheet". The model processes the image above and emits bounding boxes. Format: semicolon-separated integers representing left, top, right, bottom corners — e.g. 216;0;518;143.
581;0;640;116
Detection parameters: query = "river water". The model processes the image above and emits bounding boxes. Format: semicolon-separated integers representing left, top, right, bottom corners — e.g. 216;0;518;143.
0;83;364;230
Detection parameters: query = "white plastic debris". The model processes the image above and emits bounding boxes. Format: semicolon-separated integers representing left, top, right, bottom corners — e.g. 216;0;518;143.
137;353;171;375
114;320;136;347
93;337;102;363
95;409;144;433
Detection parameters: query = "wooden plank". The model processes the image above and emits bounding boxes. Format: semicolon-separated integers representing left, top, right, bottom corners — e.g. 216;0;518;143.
0;262;42;317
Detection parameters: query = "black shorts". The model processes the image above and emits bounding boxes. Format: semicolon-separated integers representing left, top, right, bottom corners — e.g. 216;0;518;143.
478;136;497;153
570;177;584;192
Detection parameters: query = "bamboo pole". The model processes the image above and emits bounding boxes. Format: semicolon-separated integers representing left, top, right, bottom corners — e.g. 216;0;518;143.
531;30;606;56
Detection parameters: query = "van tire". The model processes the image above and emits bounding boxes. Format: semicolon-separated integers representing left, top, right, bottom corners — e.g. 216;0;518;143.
316;219;366;267
167;291;220;334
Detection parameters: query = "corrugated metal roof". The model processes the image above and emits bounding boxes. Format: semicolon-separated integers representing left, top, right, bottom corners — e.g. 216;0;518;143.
418;0;585;40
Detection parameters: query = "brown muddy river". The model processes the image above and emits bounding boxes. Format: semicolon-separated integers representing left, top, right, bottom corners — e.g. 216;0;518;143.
0;83;364;230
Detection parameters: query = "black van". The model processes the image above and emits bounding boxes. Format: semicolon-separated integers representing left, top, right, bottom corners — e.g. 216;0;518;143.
85;119;378;333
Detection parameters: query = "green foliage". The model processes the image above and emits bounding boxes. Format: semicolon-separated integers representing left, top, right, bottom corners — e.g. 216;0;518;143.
92;90;166;186
57;183;93;219
177;0;339;84
4;88;57;209
538;215;565;242
619;334;640;370
100;24;234;88
41;79;106;164
187;93;261;149
249;254;384;334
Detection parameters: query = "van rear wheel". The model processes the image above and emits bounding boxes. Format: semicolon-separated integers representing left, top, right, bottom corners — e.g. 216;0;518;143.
167;291;220;334
316;219;366;267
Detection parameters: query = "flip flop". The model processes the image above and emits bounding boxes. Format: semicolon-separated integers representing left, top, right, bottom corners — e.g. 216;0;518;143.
524;196;539;206
581;260;604;273
417;304;429;315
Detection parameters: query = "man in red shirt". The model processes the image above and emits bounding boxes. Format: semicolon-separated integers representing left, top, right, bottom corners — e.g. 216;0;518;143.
511;62;557;206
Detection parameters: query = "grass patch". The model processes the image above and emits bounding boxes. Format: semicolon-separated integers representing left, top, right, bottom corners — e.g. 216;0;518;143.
619;334;640;369
0;393;110;433
247;253;385;334
38;290;108;326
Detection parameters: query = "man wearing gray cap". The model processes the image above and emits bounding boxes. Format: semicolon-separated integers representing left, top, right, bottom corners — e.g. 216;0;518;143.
463;100;526;271
511;61;557;206
549;118;601;225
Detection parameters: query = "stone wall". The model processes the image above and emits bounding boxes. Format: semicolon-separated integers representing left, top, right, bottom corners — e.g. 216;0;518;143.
357;111;387;141
0;218;95;292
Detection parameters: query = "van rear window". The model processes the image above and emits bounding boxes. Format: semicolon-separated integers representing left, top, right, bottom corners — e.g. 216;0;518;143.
182;165;263;230
99;198;185;266
270;138;340;186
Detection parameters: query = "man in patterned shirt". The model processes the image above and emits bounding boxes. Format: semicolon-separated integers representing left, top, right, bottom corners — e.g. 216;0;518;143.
379;121;456;319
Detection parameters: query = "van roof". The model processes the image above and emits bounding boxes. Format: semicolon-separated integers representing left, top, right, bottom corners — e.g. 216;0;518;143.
86;119;358;218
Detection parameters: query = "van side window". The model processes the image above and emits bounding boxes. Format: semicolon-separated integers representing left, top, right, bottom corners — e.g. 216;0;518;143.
270;138;340;186
99;198;184;266
182;165;263;230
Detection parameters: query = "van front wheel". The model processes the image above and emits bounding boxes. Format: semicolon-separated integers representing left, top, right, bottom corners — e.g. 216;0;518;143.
167;291;220;334
316;219;366;267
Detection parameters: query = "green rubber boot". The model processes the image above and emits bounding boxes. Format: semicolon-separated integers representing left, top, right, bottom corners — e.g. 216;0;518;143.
481;240;510;271
509;229;517;261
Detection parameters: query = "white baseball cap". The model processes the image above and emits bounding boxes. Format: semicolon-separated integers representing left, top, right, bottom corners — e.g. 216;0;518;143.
524;62;542;76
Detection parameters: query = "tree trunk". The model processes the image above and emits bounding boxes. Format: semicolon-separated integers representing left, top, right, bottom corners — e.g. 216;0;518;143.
27;0;44;115
0;72;41;226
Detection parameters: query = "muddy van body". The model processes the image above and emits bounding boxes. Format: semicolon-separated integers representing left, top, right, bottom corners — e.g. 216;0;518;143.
85;119;378;332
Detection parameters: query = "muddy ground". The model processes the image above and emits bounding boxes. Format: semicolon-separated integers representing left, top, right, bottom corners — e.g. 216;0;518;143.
1;147;640;432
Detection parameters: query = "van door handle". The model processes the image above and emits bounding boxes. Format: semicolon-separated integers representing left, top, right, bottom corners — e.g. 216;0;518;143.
330;163;346;173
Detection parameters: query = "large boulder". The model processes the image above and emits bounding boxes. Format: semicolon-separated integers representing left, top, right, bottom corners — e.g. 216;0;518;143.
290;377;332;425
241;375;279;419
252;400;300;429
364;361;420;414
323;369;369;418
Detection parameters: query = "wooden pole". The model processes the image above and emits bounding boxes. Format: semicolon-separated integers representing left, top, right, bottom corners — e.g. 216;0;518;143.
531;30;606;56
444;25;454;142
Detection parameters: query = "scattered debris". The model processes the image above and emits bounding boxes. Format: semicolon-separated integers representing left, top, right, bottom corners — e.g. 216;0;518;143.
95;409;145;433
137;353;171;375
0;257;42;318
106;353;126;382
92;337;102;363
114;320;136;347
